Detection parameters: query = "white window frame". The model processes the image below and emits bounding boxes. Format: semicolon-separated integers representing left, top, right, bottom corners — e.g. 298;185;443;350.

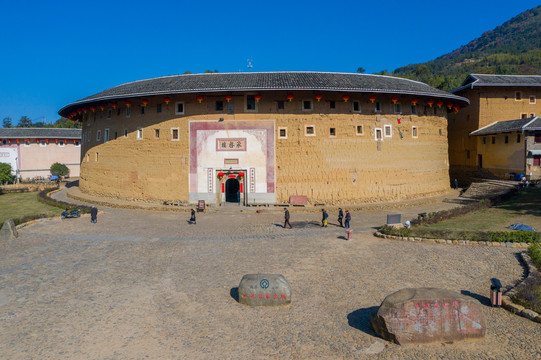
154;128;160;139
104;128;109;143
530;95;536;104
58;140;65;147
375;128;383;141
356;125;364;136
75;141;80;147
244;94;258;112
40;140;47;147
412;126;418;138
24;140;31;147
329;127;336;137
278;127;287;139
175;101;185;115
137;127;143;140
304;125;316;137
171;127;179;141
352;101;362;113
302;99;313;112
384;124;393;137
96;130;101;142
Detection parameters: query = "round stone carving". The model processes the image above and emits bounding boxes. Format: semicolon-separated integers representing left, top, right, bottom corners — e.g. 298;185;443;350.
370;288;486;345
238;274;291;306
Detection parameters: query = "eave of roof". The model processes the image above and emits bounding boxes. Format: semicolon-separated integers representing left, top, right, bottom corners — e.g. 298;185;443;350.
451;74;541;93
59;71;469;116
0;128;82;139
470;117;541;136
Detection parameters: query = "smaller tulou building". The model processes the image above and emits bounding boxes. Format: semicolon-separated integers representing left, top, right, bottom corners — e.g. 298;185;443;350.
58;72;468;205
0;128;82;180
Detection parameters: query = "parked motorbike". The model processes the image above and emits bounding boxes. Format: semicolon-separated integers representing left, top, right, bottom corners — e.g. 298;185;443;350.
61;209;81;219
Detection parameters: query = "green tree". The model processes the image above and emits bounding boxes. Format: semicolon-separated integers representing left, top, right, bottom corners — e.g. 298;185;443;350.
357;67;366;73
17;116;33;128
53;117;81;129
2;117;12;128
50;163;69;177
0;163;13;184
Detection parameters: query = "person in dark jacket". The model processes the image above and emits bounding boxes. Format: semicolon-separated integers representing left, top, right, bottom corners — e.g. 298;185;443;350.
189;209;196;224
283;208;292;229
338;208;344;227
321;209;328;227
90;206;98;224
344;210;351;229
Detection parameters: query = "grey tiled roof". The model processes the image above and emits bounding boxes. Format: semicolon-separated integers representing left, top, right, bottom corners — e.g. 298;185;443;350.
470;117;541;136
451;74;541;93
59;72;468;116
0;128;81;139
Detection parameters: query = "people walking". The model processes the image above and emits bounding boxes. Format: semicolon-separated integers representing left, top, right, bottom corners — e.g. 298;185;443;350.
283;208;292;229
344;210;351;229
189;209;196;224
338;208;344;227
321;209;328;227
90;206;98;224
454;178;459;190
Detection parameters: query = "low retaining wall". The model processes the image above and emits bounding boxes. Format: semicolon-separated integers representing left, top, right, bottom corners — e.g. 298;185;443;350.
373;231;531;248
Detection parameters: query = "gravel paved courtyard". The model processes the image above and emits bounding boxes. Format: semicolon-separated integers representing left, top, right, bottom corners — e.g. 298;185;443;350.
1;199;540;359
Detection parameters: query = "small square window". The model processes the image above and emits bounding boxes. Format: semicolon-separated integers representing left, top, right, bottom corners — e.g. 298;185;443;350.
57;140;64;147
375;102;381;113
521;113;528;119
491;136;495;144
171;128;179;141
412;126;418;138
356;125;364;136
530;113;535;118
124;129;128;138
24;139;30;146
305;125;315;136
329;128;336;137
74;141;80;147
530;96;536;104
384;125;392;137
155;129;160;139
393;103;401;114
278;127;287;139
411;104;417;115
140;106;145;115
175;102;184;115
114;132;118;140
375;128;383;140
515;91;522;101
302;100;313;111
277;101;284;110
504;135;509;144
216;101;224;111
137;128;143;140
157;104;162;113
126;107;131;117
353;101;361;112
96;130;101;142
117;108;121;116
104;129;109;143
329;101;335;109
517;134;521;143
107;109;112;119
483;137;486;144
96;152;99;162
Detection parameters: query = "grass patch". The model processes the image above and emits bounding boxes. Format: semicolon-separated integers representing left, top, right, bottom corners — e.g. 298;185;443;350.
0;191;64;225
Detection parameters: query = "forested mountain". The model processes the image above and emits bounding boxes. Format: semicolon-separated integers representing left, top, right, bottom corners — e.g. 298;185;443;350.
390;5;541;90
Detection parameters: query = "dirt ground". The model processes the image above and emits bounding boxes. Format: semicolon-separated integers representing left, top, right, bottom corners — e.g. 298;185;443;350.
0;191;540;359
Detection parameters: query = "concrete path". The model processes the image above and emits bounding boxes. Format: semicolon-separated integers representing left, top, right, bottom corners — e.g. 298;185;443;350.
0;188;539;359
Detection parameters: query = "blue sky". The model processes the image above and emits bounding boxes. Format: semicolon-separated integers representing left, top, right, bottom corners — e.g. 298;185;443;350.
0;0;539;125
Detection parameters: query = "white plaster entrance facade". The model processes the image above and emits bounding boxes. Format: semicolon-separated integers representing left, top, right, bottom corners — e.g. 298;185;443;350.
189;121;276;205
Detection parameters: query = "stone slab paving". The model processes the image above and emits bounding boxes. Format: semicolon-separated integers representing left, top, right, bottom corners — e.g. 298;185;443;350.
1;204;540;359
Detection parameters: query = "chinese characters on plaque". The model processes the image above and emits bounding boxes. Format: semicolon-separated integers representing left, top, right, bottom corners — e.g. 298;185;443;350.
216;138;246;151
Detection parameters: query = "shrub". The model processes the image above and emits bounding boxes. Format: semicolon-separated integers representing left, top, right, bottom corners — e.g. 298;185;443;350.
511;272;541;314
50;162;69;177
529;243;541;270
0;163;14;184
37;187;92;214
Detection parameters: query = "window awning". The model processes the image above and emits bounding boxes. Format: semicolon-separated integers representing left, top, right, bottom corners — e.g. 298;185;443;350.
528;150;541;155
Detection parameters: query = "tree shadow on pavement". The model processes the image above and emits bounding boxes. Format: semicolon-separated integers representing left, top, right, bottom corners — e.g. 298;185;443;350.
230;287;239;303
460;290;491;306
347;306;379;335
65;180;79;188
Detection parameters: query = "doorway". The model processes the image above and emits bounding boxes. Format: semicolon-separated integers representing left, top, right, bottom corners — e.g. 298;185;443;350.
225;178;240;203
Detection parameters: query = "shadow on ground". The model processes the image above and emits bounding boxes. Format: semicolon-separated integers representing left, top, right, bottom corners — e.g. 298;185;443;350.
230;287;239;303
347;306;379;336
273;221;322;229
65;180;79;188
460;290;491;306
